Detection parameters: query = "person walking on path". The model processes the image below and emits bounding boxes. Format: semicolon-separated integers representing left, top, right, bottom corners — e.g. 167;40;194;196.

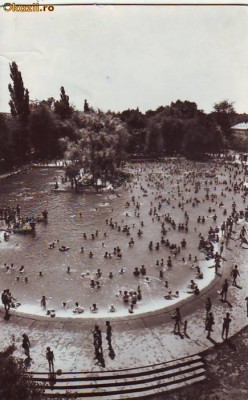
205;297;212;318
92;325;105;367
1;289;11;318
222;312;231;340
92;325;103;357
46;347;55;373
205;312;215;338
106;321;112;346
220;236;225;255
214;256;221;275
245;296;248;317
172;308;181;333
220;279;229;302
231;264;240;286
22;333;31;358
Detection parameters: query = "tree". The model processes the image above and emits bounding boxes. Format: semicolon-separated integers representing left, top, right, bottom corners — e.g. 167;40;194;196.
181;114;223;159
213;100;235;114
8;62;30;161
84;99;90;112
161;118;184;154
170;100;198;119
29;104;62;159
120;108;146;130
63;141;84;189
0;344;43;400
0;114;12;169
8;62;30;121
40;97;55;109
213;100;236;140
118;108;146;154
65;162;81;189
63;111;129;190
54;86;73;120
231;135;248;152
145;123;165;156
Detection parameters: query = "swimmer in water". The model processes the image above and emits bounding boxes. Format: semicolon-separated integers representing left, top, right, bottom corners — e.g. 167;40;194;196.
90;303;98;313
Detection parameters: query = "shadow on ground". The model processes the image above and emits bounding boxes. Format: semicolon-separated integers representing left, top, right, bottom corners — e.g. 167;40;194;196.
153;324;248;400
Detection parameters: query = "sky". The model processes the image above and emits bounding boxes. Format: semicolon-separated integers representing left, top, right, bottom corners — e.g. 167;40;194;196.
1;2;248;114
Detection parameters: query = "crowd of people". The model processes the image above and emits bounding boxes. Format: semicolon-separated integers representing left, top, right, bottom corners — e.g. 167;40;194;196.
0;155;248;319
0;204;48;233
0;155;248;375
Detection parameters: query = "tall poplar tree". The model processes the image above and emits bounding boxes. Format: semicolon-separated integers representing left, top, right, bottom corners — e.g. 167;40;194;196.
8;62;30;161
54;86;73;120
8;62;30;121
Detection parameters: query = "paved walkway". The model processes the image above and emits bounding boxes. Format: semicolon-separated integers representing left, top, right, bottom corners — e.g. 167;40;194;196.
0;235;247;374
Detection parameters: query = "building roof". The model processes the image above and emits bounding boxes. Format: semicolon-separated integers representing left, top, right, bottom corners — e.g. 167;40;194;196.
231;122;248;130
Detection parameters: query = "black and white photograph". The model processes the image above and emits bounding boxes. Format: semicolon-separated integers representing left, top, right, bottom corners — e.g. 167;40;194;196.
0;1;248;399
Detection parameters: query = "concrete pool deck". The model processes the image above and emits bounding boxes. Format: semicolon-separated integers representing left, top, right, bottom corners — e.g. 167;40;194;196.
0;238;247;375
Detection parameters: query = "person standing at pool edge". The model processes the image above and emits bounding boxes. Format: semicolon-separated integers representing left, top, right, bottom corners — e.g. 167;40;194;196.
220;279;229;302
106;320;112;346
222;312;231;340
173;308;182;334
22;333;31;358
46;347;55;373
